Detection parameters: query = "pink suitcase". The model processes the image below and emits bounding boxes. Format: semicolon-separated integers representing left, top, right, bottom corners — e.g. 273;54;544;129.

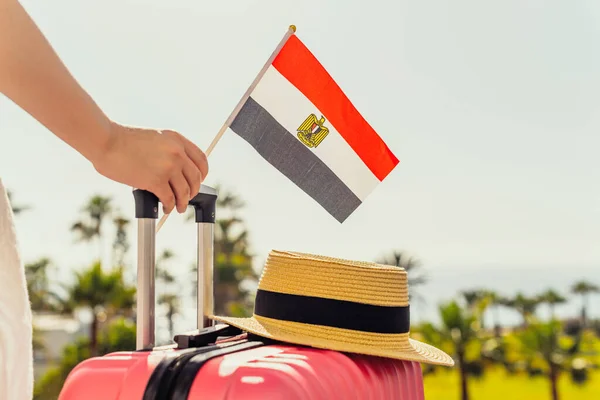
59;187;425;400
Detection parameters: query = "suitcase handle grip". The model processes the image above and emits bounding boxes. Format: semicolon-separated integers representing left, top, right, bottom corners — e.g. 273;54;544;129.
133;186;218;350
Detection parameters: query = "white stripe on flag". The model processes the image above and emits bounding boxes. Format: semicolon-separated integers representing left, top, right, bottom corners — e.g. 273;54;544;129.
250;66;380;201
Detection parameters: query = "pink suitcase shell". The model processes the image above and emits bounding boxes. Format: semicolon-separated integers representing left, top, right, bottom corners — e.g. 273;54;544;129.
59;187;426;399
59;338;424;399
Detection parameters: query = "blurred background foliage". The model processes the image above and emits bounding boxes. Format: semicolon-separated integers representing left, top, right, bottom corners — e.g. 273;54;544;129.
8;187;598;400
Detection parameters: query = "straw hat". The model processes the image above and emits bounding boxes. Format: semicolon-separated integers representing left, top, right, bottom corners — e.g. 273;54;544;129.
210;250;454;366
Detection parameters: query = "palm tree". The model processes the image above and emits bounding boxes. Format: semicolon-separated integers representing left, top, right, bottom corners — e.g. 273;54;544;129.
427;301;479;400
538;289;567;321
213;186;245;211
6;189;30;215
63;262;136;355
156;249;177;284
32;325;48;362
516;320;584;400
506;293;541;328
483;290;507;337
376;251;427;303
214;252;256;316
71;195;113;262
25;258;62;312
215;218;251;259
571;281;599;328
26;257;57;370
158;293;180;340
460;289;492;330
156;249;180;340
112;215;130;268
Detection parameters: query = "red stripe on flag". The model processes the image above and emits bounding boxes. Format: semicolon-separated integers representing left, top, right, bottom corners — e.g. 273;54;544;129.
272;35;399;181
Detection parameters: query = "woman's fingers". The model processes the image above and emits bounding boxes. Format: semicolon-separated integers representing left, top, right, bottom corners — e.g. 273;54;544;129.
170;171;190;214
183;157;202;198
152;183;176;214
180;134;209;180
159;130;206;213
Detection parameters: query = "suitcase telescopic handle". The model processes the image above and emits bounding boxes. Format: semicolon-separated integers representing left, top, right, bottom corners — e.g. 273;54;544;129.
133;185;218;350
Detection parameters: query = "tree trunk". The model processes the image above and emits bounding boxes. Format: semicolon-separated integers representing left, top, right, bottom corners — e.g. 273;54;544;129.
549;363;559;400
581;294;588;328
214;283;239;315
521;311;530;329
90;313;99;356
168;309;174;340
493;306;501;337
458;352;469;400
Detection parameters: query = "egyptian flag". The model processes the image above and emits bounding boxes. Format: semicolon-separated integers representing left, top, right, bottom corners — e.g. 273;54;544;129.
230;32;399;223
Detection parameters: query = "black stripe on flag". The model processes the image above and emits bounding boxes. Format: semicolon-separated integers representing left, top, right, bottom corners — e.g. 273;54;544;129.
230;97;361;222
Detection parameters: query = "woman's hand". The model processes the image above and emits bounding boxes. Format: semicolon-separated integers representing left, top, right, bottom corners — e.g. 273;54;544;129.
91;122;209;214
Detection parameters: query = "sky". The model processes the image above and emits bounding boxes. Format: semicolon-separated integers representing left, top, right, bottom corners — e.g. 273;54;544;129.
1;0;599;325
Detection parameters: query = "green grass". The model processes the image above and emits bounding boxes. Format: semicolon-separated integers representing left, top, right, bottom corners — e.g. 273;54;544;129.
423;368;599;400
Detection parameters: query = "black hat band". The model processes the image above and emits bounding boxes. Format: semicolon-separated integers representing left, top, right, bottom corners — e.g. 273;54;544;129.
253;289;410;334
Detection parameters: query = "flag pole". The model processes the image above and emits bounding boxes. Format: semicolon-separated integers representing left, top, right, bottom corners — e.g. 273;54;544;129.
156;25;297;233
204;24;297;156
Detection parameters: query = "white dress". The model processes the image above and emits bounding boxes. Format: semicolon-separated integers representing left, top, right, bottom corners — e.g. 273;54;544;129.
0;178;33;400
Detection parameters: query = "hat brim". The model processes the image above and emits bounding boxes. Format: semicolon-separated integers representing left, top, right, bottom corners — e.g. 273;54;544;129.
211;314;454;367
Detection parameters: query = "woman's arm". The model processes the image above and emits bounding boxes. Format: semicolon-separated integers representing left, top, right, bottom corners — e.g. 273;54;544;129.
0;0;208;214
0;0;113;161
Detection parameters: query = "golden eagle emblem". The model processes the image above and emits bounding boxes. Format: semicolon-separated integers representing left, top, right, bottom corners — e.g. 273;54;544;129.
297;114;329;148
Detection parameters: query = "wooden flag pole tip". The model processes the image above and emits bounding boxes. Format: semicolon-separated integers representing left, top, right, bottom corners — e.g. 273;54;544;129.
289;25;296;32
